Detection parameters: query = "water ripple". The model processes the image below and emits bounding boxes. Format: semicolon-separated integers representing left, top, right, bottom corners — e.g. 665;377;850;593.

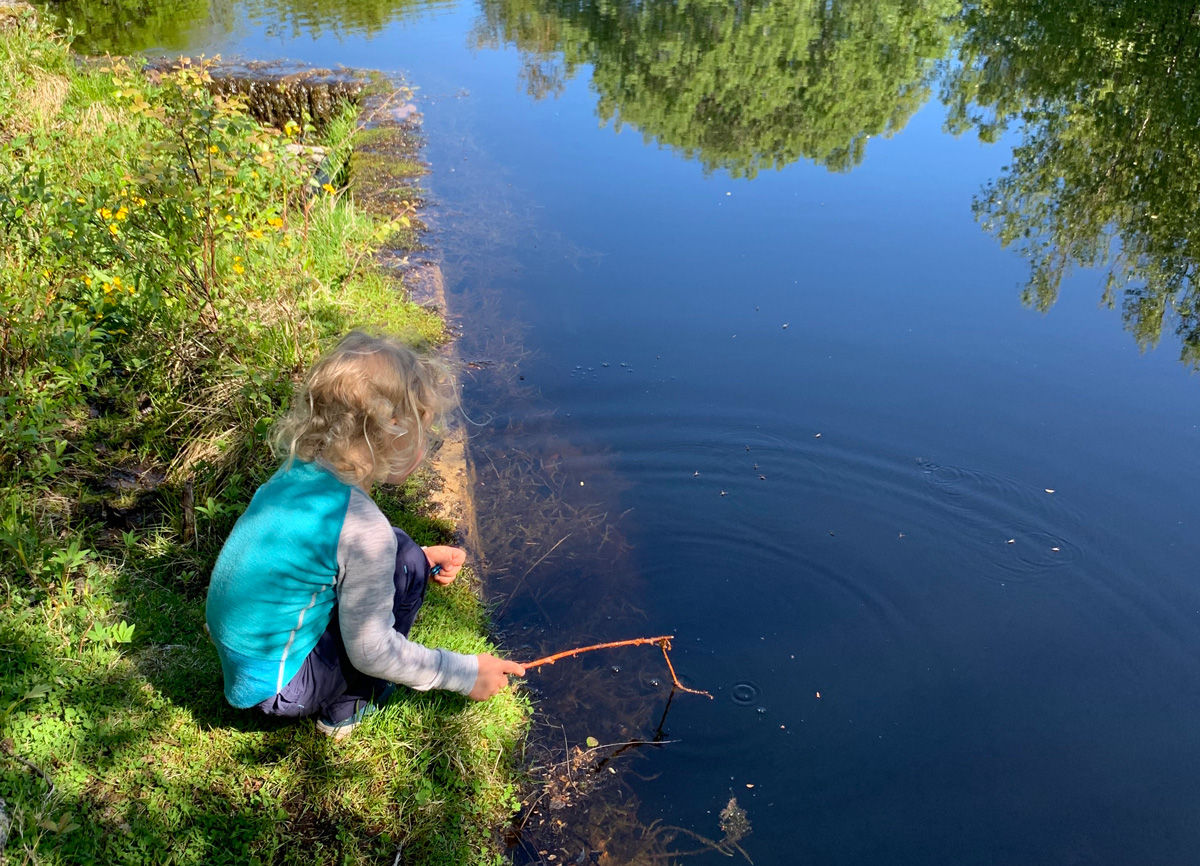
914;458;1084;582
730;681;760;705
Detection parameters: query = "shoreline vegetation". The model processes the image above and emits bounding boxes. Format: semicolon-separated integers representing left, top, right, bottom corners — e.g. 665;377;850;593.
0;7;529;864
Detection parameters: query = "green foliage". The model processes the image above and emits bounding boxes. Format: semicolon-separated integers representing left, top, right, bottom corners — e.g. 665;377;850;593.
42;0;437;53
943;0;1200;365
475;0;959;176
42;0;222;55
0;52;306;494
241;0;437;39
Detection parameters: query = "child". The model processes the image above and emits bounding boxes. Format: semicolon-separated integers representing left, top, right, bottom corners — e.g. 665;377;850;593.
205;331;524;738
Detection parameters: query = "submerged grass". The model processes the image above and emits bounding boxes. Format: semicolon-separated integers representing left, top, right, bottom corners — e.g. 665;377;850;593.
0;9;527;864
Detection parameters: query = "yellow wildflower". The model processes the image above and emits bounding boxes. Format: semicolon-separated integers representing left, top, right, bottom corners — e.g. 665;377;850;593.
98;207;113;220
233;263;245;274
83;276;93;287
322;183;336;195
246;228;264;240
135;197;147;207
109;224;120;236
208;145;219;154
268;216;283;228
116;207;128;221
102;282;113;295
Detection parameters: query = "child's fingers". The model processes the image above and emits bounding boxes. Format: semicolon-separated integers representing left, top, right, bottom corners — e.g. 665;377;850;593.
423;546;467;582
470;654;525;700
423;545;467;569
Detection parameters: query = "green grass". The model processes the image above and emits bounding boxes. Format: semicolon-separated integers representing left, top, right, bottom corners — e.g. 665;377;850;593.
0;10;528;864
2;551;529;865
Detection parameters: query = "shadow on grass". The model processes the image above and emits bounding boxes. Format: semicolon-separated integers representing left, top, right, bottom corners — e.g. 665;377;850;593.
0;408;509;863
2;590;458;865
2;546;474;864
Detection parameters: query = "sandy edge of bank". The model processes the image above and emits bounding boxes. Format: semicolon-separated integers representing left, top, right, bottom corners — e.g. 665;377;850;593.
351;90;484;563
406;262;484;559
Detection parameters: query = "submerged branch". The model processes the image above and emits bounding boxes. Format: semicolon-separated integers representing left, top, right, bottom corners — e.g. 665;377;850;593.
494;531;572;618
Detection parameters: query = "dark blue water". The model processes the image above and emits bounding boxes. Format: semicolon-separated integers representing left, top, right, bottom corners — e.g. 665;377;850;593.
61;2;1200;862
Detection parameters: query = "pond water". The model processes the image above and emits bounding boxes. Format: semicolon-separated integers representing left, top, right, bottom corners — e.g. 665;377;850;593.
52;1;1200;863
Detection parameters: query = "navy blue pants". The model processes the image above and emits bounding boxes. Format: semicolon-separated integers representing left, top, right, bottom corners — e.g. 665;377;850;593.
257;528;430;724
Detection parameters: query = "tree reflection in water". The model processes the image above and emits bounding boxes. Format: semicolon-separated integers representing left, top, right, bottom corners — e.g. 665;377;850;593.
945;1;1200;364
480;0;1200;364
474;0;960;176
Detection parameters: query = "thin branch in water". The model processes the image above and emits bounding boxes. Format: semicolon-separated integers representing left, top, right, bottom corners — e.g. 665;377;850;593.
520;635;713;699
494;532;571;618
659;641;713;699
579;738;680;760
522;635;674;669
644;824;754;864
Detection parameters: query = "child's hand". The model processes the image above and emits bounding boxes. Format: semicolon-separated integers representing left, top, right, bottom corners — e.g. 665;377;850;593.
469;653;526;701
423;545;466;585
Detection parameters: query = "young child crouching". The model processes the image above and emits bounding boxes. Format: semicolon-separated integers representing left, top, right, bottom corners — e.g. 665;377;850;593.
205;331;524;738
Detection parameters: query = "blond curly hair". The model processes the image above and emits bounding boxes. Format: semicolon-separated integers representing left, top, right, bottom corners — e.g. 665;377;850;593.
271;331;457;487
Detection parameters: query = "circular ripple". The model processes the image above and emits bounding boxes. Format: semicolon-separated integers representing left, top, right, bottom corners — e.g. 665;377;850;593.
916;459;1083;582
915;459;1063;519
638;669;664;690
731;682;760;705
918;459;972;492
991;526;1081;580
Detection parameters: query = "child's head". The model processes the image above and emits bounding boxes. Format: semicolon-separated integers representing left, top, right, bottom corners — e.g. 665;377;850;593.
272;331;457;487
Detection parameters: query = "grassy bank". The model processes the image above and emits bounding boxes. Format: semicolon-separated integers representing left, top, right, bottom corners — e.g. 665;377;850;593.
0;9;527;864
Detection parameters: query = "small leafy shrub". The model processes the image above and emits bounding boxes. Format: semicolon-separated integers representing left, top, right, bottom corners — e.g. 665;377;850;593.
0;31;415;581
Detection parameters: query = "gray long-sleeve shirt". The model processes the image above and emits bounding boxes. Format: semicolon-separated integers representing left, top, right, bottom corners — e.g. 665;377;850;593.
337;487;478;694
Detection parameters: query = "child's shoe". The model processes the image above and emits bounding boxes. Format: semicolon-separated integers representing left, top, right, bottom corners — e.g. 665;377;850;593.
315;685;396;740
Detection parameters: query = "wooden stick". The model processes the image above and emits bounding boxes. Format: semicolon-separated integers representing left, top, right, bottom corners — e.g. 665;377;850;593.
522;635;674;668
659;641;714;700
519;635;713;699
